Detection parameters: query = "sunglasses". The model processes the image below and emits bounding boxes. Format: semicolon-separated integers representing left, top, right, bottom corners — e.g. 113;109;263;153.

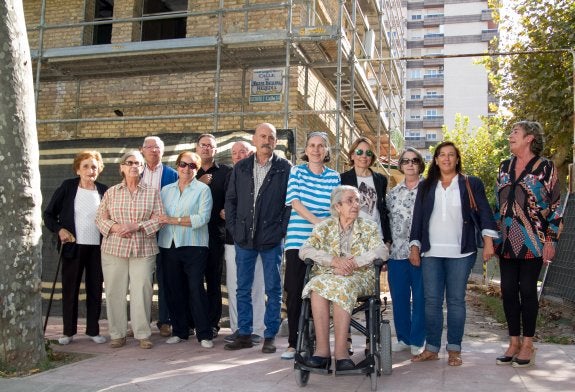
122;160;142;167
399;157;422;165
355;149;374;157
177;161;198;170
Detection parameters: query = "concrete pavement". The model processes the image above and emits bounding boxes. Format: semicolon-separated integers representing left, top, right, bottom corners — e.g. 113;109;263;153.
1;315;575;392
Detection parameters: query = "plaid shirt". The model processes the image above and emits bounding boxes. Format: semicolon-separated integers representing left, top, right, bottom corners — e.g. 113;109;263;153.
96;181;164;258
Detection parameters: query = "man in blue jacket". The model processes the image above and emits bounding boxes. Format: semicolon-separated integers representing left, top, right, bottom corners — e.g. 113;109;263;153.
141;136;178;337
224;123;291;353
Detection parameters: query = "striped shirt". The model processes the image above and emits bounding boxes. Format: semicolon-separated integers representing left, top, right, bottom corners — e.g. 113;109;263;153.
158;178;213;248
96;182;163;258
285;164;340;250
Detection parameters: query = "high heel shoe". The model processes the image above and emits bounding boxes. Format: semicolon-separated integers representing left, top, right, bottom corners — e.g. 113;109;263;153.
496;341;521;366
512;347;537;368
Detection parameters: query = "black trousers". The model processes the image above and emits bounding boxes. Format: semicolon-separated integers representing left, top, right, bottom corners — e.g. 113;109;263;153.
284;249;308;348
161;246;212;341
61;244;103;337
205;238;226;329
499;257;543;337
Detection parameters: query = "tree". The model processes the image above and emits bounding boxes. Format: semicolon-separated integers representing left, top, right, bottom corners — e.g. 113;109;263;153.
439;114;509;206
486;0;574;185
0;0;46;371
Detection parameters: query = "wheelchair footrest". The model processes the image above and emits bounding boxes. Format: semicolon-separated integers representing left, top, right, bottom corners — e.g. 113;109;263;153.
294;354;333;375
334;357;375;376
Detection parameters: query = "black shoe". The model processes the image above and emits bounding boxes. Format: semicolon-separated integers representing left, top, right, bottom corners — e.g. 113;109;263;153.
261;338;276;353
212;327;219;339
496;355;514;365
305;356;331;370
224;335;253;350
335;359;356;371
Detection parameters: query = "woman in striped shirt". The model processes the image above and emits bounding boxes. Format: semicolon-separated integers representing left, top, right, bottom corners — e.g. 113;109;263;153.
96;151;163;350
282;132;340;360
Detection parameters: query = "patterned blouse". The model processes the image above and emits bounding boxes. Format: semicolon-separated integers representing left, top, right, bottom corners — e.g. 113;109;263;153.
386;178;421;259
494;156;562;259
96;181;163;258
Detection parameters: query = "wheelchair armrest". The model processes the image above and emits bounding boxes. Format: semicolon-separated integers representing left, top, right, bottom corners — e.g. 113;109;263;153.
373;258;385;268
304;258;315;266
303;258;315;284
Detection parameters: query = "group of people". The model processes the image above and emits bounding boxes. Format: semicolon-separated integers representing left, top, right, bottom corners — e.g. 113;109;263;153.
44;120;562;370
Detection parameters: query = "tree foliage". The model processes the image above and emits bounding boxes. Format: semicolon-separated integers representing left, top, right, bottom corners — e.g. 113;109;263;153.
486;0;575;172
438;114;509;206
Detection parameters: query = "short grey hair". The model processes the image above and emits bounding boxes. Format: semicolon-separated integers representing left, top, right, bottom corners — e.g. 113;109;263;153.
118;150;144;177
330;185;360;218
513;121;545;156
142;136;165;151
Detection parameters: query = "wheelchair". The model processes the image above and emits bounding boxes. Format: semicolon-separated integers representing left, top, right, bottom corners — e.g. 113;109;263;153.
293;258;392;391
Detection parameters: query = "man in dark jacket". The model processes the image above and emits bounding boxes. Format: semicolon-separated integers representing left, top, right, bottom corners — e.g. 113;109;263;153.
224;123;291;354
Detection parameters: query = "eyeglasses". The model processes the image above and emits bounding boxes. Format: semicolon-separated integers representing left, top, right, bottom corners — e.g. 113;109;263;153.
340;197;360;206
122;160;143;167
199;143;215;150
399;157;422;166
355;149;374;157
177;161;198;170
143;145;161;150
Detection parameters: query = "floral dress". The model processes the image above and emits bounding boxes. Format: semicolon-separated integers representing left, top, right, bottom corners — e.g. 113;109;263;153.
299;217;388;314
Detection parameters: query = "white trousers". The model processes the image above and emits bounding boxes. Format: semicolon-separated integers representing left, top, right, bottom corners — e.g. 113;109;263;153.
225;244;265;336
101;253;155;340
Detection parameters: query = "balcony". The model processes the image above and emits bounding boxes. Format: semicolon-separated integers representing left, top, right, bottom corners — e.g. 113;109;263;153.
424;15;444;27
406;120;423;129
423;57;444;67
481;29;498;42
405;138;427;148
423;96;444;106
424;0;445;8
423;74;444;86
481;9;493;22
406;100;423;109
423;116;444;128
424;33;444;46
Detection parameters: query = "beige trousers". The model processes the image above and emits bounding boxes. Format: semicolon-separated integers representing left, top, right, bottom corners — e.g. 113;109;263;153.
101;253;155;340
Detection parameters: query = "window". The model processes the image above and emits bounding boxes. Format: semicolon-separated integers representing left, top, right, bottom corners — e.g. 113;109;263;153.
411;14;422;20
142;0;187;41
405;131;421;140
93;0;114;45
409;69;422;79
409;114;421;120
410;94;421;100
426;133;437;140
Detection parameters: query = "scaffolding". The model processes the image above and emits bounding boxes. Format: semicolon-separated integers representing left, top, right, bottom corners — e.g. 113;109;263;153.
28;0;405;170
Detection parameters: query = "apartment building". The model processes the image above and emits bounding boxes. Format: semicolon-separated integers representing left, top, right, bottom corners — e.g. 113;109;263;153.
25;0;405;172
403;0;497;160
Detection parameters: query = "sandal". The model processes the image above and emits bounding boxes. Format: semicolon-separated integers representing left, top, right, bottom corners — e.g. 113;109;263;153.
411;349;439;362
448;351;462;366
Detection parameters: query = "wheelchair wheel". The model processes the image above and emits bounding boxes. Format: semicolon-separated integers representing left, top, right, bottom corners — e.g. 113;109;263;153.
380;320;392;375
370;354;379;391
295;367;310;387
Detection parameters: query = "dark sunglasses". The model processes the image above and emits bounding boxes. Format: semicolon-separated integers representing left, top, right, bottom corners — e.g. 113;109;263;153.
355;149;374;157
399;157;422;165
177;161;198;170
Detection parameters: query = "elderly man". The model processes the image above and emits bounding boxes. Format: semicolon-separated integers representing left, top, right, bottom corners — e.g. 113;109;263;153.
141;136;178;337
224;123;291;353
195;134;233;338
223;141;265;345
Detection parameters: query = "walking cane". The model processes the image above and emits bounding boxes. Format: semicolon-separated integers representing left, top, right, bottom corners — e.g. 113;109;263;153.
43;240;67;334
537;263;550;302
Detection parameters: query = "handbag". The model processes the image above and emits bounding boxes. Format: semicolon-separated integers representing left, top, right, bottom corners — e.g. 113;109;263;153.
465;175;484;248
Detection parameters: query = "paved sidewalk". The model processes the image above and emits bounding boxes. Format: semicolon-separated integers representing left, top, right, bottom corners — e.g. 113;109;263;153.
1;315;575;392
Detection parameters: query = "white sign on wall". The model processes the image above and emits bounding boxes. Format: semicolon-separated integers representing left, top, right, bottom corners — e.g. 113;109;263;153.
250;68;284;103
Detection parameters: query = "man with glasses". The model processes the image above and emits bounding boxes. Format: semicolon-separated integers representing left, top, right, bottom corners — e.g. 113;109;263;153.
195;134;233;338
224;123;291;354
141;136;178;338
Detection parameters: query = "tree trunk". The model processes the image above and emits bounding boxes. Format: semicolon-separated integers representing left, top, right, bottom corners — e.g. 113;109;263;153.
0;0;46;370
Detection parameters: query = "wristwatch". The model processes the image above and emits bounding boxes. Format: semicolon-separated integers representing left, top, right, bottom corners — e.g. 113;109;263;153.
177;217;182;225
137;222;144;231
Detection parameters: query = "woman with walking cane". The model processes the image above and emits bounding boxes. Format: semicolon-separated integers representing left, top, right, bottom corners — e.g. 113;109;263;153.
43;150;108;345
494;121;563;368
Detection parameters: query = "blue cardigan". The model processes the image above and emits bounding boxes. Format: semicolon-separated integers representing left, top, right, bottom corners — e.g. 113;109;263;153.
409;174;497;254
160;164;178;188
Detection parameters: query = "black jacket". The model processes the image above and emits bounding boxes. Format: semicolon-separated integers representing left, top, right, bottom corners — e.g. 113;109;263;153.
43;177;108;258
340;168;392;243
225;153;291;250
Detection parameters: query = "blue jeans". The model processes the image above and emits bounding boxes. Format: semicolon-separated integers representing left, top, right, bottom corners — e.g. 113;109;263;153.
421;254;476;353
387;258;425;347
235;243;283;339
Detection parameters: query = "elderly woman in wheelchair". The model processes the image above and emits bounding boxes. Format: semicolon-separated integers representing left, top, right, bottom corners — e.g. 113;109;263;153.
297;185;389;374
